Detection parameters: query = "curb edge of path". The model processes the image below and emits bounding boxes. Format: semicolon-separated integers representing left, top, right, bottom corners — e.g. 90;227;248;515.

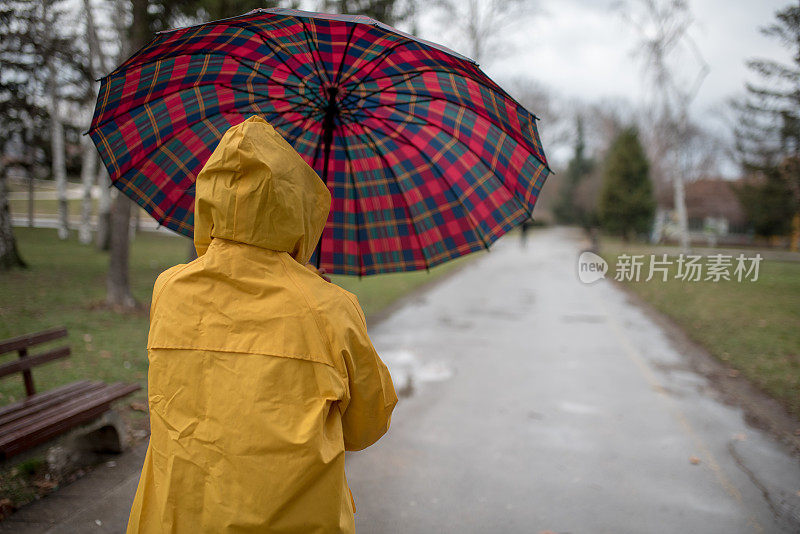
609;276;800;458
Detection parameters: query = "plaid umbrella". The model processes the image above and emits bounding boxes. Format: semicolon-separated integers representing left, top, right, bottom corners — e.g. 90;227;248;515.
89;8;550;275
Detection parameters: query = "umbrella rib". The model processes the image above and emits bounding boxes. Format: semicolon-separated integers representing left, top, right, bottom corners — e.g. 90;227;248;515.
298;19;333;88
93;61;320;132
269;108;325;144
355;107;502;251
342;68;545;163
356;96;436;112
340;63;475;94
108;95;298;184
340;71;426;105
345;119;432;271
350;104;534;214
332;119;364;276
356;88;542;164
156;107;323;231
336;38;413;90
226;20;327;100
334;24;358;86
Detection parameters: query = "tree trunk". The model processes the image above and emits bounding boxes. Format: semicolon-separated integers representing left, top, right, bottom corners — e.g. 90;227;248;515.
26;124;34;227
187;238;198;261
27;172;34;228
0;168;27;270
96;165;112;250
105;0;149;308
107;193;135;308
673;172;690;252
79;135;97;244
49;63;69;241
133;204;140;236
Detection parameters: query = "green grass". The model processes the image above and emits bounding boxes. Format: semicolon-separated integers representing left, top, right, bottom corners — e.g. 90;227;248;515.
9;198;86;216
600;238;800;418
330;258;469;318
9;197;150;219
0;227;471;406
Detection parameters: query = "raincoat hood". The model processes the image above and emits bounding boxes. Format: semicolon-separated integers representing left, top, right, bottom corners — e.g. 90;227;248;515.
193;115;331;263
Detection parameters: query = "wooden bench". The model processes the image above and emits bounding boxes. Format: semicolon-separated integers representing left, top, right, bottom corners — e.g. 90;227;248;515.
0;327;141;461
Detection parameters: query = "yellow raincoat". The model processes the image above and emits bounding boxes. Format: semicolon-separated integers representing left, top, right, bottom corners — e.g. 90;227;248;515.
127;116;397;534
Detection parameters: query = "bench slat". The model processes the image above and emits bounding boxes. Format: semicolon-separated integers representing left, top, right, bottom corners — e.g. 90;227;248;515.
1;403;111;460
0;328;68;355
0;347;71;379
0;382;141;459
0;382;140;437
0;381;93;419
0;382;107;427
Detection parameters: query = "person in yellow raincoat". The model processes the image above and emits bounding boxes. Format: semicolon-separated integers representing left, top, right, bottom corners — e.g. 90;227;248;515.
127;115;397;533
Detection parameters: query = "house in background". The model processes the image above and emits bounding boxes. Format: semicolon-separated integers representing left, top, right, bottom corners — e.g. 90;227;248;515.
652;178;749;246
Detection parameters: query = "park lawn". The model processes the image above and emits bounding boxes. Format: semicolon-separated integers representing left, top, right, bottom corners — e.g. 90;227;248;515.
0;227;473;407
601;238;800;418
9;198;88;216
9;197;151;221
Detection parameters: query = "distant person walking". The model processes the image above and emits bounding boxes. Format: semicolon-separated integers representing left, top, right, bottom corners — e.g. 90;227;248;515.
127;116;397;533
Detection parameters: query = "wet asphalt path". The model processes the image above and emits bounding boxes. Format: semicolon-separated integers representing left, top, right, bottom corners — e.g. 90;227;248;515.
346;227;800;534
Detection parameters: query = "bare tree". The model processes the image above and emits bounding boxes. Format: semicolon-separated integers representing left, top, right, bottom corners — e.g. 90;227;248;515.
82;0;116;249
621;0;708;251
0;164;27;269
78;134;96;244
507;78;571;158
432;0;533;64
95;164;113;249
318;0;415;27
105;0;148;309
48;60;70;240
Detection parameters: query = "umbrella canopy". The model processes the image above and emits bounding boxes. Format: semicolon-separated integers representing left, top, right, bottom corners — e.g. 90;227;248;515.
89;8;550;275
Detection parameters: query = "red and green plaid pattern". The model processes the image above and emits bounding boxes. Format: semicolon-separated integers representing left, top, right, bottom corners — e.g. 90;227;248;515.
89;8;550;275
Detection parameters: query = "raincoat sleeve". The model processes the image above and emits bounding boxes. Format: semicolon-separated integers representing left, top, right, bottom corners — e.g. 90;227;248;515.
339;293;398;452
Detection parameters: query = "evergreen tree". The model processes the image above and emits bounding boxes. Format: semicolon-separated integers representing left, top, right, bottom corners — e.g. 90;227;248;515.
0;0;84;268
731;3;799;238
554;116;592;225
599;127;655;239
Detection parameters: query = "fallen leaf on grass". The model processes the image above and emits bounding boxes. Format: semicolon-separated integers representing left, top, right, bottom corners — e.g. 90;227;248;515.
33;479;57;490
130;402;148;413
0;498;14;520
99;350;112;359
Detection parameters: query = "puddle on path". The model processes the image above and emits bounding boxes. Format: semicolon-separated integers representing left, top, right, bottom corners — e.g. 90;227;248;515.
380;349;454;398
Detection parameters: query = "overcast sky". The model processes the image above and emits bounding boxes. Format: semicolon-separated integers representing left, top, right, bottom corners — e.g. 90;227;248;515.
409;0;794;172
434;0;793;115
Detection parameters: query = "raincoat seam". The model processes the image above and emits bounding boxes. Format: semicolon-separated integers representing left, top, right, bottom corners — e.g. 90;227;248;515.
338;290;367;330
232;149;241;242
145;345;339;370
277;254;345;379
151;260;199;314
